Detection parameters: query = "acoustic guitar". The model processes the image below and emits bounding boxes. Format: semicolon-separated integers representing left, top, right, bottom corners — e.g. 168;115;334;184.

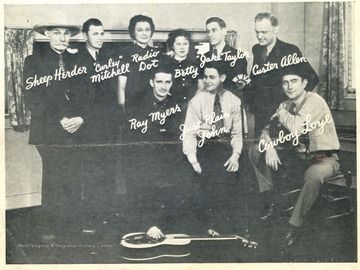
120;231;258;261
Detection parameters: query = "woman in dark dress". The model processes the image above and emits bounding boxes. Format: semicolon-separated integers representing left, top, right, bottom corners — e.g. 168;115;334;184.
118;15;164;119
165;29;204;112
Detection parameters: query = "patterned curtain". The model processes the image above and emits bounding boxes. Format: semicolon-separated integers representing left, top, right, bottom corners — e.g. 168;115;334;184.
226;30;237;48
5;29;34;131
319;2;345;110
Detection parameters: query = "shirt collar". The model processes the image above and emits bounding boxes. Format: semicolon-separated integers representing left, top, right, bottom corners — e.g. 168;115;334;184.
213;41;226;55
134;42;150;52
86;44;99;60
153;95;169;107
266;38;277;55
292;91;308;106
209;88;226;97
49;45;64;55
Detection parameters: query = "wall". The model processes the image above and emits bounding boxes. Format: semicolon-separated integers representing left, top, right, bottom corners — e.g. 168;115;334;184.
304;2;323;85
5;2;312;71
5;2;355;115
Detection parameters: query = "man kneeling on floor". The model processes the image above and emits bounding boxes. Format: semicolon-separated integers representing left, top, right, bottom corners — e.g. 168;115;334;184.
249;62;340;246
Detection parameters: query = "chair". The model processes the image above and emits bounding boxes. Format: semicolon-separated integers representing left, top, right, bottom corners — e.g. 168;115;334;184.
280;167;356;220
319;170;356;219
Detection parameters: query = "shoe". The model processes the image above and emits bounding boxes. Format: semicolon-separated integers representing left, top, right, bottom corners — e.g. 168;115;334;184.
260;203;275;221
282;225;299;246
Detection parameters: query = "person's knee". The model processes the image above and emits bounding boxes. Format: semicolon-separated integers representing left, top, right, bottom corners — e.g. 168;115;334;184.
303;169;324;187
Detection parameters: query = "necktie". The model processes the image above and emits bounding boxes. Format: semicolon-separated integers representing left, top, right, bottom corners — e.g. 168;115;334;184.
95;51;100;63
289;101;309;152
288;102;296;115
59;53;65;73
260;46;268;63
213;93;224;134
213;48;218;57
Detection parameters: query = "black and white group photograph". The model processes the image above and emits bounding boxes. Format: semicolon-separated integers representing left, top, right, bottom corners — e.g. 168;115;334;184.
3;0;358;268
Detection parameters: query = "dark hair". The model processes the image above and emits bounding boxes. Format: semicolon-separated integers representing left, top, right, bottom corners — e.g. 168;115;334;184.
206;17;226;29
166;29;192;50
203;61;226;76
151;63;174;79
128;15;155;40
82;18;103;33
255;12;279;27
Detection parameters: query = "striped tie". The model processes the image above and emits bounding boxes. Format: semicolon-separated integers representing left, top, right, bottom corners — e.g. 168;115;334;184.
213;93;224;135
59;53;65;73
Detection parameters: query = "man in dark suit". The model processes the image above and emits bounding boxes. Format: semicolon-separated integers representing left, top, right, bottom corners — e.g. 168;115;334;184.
247;12;319;138
201;17;249;97
24;23;85;145
74;18;124;230
23;22;87;238
77;18;122;143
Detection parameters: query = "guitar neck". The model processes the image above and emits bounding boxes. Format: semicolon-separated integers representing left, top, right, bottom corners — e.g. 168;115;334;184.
121;232;258;249
174;235;241;241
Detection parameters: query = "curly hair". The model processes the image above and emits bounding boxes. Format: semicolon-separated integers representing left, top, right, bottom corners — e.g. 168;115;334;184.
166;29;192;50
128;14;155;40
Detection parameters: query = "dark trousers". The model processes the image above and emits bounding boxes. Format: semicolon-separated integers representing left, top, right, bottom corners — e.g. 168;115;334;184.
36;146;82;212
36;145;116;226
80;146;116;213
191;141;242;231
35;145;84;230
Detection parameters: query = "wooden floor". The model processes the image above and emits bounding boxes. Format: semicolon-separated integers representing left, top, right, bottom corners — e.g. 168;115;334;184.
5;145;358;264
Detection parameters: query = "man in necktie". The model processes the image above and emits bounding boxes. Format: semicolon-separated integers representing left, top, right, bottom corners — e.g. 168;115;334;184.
212;92;224;133
78;18;122;143
248;63;340;246
247;12;319;139
58;53;66;73
74;18;124;231
202;17;248;95
213;48;218;57
182;61;243;232
23;22;87;239
24;23;85;144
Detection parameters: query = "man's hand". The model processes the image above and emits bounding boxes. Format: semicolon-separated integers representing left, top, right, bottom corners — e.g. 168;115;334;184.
191;161;202;174
61;117;84;134
224;153;240;172
265;147;282;171
146;226;164;240
271;104;287;120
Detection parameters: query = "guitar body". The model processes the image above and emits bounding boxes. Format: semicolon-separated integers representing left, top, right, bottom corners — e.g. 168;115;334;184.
120;231;258;261
121;232;192;249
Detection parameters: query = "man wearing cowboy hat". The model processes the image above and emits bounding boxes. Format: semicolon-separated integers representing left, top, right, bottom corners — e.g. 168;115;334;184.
248;62;340;246
24;22;86;145
23;22;90;238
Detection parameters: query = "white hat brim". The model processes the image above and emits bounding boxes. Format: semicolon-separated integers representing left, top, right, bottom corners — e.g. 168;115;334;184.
33;23;81;37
